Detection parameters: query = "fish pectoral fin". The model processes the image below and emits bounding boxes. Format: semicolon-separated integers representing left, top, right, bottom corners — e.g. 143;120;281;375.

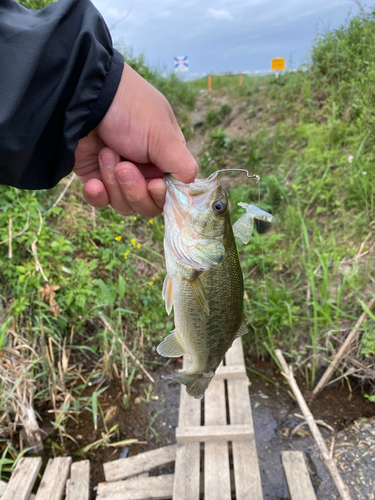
187;274;210;316
232;212;254;244
156;330;186;357
162;275;174;315
235;319;248;338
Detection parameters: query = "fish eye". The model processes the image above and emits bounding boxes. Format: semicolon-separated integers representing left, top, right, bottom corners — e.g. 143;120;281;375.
213;200;227;214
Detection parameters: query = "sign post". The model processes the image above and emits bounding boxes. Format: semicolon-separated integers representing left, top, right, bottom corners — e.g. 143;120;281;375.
271;58;285;78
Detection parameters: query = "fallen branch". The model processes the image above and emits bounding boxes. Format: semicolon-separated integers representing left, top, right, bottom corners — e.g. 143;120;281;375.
275;349;352;500
312;296;375;398
98;315;155;383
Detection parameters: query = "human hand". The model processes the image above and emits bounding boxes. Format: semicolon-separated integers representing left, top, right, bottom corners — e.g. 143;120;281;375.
73;63;198;217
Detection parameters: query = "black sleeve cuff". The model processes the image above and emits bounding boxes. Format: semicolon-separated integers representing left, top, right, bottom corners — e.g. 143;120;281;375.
79;49;124;139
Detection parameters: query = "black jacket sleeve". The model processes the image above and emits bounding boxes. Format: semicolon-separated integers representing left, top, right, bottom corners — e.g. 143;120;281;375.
0;0;124;189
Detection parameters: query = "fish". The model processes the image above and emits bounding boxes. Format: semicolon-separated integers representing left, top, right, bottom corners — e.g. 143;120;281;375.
157;172;276;399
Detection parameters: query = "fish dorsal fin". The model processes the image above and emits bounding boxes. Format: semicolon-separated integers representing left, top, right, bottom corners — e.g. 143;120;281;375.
162;275;174;315
187;274;210;316
235;319;248;338
157;330;186;357
233;203;276;244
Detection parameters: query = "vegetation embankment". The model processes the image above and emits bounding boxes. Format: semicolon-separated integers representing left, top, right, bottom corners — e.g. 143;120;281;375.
0;1;374;478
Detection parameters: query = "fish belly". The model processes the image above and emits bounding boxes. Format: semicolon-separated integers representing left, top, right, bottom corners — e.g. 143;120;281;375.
169;240;244;398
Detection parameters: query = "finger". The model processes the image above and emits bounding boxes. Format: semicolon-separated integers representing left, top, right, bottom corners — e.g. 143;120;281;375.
150;127;199;184
148;178;167;210
114;161;163;218
99;148;135;216
83;178;109;208
133;162;164;180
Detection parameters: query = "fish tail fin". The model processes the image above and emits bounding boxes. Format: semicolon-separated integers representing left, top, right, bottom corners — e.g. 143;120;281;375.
167;371;213;400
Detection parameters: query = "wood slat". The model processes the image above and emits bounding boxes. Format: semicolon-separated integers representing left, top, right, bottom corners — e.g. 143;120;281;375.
226;339;264;500
282;451;317;500
2;457;42;500
35;457;71;500
176;424;253;443
0;480;7;498
214;365;246;379
104;445;176;482
204;376;231;500
173;354;201;500
97;474;174;500
66;460;90;500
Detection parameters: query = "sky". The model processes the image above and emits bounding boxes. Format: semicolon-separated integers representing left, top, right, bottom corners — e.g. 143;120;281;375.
92;0;360;76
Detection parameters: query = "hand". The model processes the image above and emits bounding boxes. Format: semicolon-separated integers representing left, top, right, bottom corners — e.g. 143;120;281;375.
73;63;198;217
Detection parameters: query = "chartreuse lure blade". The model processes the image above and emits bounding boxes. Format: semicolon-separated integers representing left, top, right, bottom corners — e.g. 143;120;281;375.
233;203;276;244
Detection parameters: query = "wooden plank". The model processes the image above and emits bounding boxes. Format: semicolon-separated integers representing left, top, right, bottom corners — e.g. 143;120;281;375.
214;364;246;379
67;460;90;500
225;337;245;367
97;474;174;500
204;377;231;500
0;480;7;497
104;445;176;482
173;354;201;500
176;424;253;443
282;451;317;500
226;338;264;500
2;457;42;500
35;457;71;500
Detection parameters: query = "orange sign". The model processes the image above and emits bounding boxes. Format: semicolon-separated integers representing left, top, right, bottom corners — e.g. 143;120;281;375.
271;58;285;71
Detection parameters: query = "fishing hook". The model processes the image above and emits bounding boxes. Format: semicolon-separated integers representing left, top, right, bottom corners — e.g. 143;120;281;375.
208;169;260;183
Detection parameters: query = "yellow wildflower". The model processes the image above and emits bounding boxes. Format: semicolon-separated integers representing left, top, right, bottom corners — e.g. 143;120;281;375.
123;250;130;259
161;224;165;229
148;219;154;224
148;281;154;286
130;238;137;248
133;216;137;220
115;235;122;241
137;243;141;249
120;220;125;224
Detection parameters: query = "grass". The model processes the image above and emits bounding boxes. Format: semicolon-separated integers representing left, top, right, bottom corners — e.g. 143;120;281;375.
1;1;375;477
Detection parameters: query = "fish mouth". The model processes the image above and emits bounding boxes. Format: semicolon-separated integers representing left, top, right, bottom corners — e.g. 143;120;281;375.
164;173;220;211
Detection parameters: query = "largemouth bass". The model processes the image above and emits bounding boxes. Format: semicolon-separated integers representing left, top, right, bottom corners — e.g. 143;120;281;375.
157;172;275;399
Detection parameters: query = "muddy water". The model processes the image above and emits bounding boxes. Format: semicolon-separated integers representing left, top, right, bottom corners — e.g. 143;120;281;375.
34;357;375;499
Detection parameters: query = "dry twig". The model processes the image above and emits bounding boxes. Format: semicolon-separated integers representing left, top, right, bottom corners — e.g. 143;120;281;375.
275;349;352;500
48;173;76;212
313;296;375;398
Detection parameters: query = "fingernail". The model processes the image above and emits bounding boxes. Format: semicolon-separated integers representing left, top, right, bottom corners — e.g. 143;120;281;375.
100;152;117;169
116;169;135;185
90;191;100;198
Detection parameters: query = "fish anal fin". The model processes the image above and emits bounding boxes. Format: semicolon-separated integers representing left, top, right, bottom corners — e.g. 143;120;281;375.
157;330;186;357
235;319;248;338
162;275;174;315
187;274;210;316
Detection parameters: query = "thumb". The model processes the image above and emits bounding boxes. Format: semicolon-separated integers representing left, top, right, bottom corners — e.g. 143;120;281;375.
151;128;199;184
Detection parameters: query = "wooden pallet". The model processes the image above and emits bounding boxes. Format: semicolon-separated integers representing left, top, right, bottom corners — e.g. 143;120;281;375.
0;339;318;500
0;457;90;500
99;338;264;499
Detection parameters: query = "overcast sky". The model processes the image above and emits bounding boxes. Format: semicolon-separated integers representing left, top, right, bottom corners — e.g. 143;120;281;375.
92;0;359;75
